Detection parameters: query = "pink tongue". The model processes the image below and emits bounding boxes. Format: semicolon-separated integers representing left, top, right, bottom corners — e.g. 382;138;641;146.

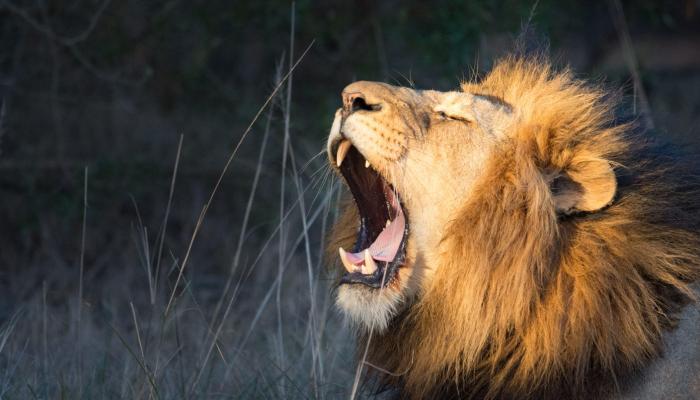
345;205;405;265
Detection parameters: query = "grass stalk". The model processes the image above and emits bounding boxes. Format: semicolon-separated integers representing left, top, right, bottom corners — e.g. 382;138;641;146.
77;166;88;396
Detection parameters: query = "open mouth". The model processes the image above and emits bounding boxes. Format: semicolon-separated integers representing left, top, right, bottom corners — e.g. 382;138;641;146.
333;139;409;288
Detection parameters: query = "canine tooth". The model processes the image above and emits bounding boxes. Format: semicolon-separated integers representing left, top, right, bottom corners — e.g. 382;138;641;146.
339;247;356;273
365;160;370;168
362;249;377;275
386;219;391;227
336;140;352;167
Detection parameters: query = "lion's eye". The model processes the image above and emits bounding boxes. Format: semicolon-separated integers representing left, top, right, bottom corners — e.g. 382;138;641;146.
435;111;470;123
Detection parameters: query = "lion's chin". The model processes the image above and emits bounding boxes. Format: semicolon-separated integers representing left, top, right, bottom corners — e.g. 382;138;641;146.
336;284;405;332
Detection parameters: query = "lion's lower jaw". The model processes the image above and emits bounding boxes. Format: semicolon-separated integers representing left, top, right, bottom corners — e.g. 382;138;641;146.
336;284;404;332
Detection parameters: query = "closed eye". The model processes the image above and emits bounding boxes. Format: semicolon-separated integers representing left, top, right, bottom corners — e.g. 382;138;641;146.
435;111;471;123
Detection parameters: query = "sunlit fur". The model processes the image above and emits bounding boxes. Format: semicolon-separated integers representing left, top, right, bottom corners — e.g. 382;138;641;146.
328;56;700;399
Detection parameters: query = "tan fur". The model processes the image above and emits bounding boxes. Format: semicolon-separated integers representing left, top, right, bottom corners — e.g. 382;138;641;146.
328;57;700;399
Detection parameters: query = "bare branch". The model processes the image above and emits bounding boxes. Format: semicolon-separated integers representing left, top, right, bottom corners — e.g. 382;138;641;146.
0;0;112;46
607;0;655;129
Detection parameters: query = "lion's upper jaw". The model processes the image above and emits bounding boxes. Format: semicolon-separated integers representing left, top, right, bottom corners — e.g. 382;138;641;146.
327;58;700;399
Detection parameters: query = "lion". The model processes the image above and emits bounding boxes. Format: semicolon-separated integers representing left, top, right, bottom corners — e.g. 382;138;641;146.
325;56;700;399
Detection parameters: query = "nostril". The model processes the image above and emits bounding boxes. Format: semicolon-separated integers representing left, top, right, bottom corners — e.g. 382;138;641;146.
344;92;382;114
352;96;374;112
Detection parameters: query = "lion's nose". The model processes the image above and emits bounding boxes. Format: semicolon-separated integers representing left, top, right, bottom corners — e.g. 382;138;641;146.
341;81;387;117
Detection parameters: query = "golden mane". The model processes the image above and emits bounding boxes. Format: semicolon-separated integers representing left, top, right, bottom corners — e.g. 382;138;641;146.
345;57;700;399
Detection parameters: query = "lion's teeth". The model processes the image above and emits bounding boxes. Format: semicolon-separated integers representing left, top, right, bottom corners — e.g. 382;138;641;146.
365;160;370;168
339;247;355;273
362;249;377;275
386;219;391;227
336;139;352;167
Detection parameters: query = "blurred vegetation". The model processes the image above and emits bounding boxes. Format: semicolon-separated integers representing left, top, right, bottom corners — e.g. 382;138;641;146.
1;0;698;255
0;0;698;398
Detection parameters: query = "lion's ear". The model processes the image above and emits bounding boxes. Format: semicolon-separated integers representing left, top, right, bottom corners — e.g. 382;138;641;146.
551;158;616;214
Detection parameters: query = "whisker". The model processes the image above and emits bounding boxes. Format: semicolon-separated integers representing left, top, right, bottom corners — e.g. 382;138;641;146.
299;148;328;174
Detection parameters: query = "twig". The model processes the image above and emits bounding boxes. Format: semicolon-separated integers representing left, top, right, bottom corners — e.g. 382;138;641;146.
1;0;147;85
287;139;321;395
218;178;336;385
0;309;20;355
526;0;541;28
109;322;160;400
362;360;411;377
276;3;296;390
129;302;150;398
152;134;183;305
0;0;111;46
77;166;88;395
210;68;278;326
607;0;655;129
163;39;315;316
42;281;48;400
0;100;5;159
350;263;392;399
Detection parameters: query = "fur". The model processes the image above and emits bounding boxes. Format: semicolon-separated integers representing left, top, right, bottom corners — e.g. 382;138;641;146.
328;57;700;399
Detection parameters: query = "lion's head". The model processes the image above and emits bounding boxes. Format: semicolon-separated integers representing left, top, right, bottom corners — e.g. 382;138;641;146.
327;76;518;331
327;57;700;398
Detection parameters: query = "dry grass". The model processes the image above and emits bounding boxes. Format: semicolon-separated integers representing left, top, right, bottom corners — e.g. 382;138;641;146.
0;16;371;399
0;72;366;400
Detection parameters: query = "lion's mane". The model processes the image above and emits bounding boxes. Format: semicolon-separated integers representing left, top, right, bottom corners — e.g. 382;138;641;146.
347;57;700;399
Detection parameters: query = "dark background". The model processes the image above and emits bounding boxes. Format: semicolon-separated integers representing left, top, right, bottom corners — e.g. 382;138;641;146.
0;1;698;398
